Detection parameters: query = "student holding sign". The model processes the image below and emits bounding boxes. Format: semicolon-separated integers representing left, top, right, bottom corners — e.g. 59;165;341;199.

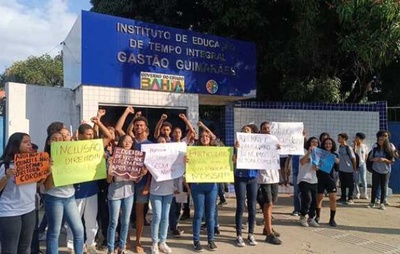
190;131;219;252
298;137;320;228
0;132;38;254
316;137;339;227
106;134;142;254
43;131;85;254
234;125;259;247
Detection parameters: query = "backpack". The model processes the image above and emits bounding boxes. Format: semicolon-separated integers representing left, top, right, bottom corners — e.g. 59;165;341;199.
0;161;10;198
345;146;361;169
366;149;376;173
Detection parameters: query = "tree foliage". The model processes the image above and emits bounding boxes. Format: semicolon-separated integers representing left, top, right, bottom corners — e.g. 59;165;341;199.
0;54;63;88
91;0;400;104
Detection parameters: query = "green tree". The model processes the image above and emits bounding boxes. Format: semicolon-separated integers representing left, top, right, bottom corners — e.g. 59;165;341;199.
0;54;63;88
90;0;400;104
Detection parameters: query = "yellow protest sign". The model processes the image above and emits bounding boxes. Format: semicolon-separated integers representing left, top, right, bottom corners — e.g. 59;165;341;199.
186;146;234;183
51;139;107;187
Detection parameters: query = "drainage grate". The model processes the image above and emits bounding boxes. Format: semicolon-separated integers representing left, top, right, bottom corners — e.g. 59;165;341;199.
309;228;400;254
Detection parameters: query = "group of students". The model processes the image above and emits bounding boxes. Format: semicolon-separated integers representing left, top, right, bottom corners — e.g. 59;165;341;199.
290;130;396;230
0;107;396;254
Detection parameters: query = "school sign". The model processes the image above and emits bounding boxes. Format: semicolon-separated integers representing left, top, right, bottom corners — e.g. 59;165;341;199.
63;11;256;96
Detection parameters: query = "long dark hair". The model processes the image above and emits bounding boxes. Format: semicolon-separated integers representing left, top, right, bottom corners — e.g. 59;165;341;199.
43;131;62;156
304;137;319;150
0;132;30;163
376;138;394;160
321;137;337;152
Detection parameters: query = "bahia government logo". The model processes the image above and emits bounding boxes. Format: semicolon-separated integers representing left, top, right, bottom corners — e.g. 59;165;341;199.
206;80;218;94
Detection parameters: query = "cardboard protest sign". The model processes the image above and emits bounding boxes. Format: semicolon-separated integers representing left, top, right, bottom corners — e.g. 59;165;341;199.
270;122;304;155
109;148;145;180
141;142;186;182
311;147;336;174
236;133;280;170
51;139;107;187
186;146;234;183
14;152;50;185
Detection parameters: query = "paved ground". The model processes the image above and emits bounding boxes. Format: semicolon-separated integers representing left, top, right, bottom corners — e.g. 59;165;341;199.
40;193;400;254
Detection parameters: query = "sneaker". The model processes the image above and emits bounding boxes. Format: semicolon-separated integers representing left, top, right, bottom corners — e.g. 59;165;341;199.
360;194;369;200
315;216;320;223
214;227;220;235
207;241;218;251
117;250;127;254
300;216;309;227
247;234;258;246
159;242;172;254
193;241;203;252
291;211;299;216
235;236;246;247
265;234;282;245
272;228;280;237
308;218;320;227
384;200;390;206
86;245;98;254
367;203;376;208
217;201;228;207
329;219;337;227
39;231;47;241
354;194;360;199
379;203;386;210
347;199;354;204
171;228;184;238
151;243;159;254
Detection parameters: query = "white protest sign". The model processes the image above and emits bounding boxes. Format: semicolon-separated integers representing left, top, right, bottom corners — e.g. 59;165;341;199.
236;133;280;170
141;142;187;182
270;122;304;155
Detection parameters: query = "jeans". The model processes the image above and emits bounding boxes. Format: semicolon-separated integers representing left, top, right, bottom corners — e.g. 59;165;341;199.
191;183;217;242
218;183;226;203
371;171;388;204
292;174;300;212
376;172;391;201
150;194;173;243
298;182;317;218
169;197;181;231
44;194;84;254
0;210;35;254
31;208;40;253
339;171;354;200
234;176;257;236
354;163;368;197
67;194;98;249
107;195;134;252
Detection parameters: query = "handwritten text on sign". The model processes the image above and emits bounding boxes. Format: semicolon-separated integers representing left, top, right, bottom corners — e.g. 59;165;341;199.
14;152;50;185
141;142;187;182
186;146;234;183
236;133;280;170
110;148;145;179
311;148;336;174
51;139;107;187
270;122;304;155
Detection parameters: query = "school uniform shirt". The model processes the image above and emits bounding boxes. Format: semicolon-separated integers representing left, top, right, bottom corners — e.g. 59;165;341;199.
44;185;75;198
135;139;153;189
257;169;280;184
107;177;135;200
0;162;36;217
149;177;181;196
370;150;391;174
338;145;355;173
297;149;318;184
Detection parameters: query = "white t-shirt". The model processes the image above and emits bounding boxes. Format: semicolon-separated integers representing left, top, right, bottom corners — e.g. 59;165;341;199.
297;149;318;184
355;143;368;165
0;162;36;217
257;169;280;184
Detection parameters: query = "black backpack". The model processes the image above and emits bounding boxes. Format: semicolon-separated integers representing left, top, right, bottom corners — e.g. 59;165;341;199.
366;149;376;173
345;146;361;169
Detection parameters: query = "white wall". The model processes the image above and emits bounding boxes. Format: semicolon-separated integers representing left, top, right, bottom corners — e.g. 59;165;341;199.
6;82;78;150
234;108;380;149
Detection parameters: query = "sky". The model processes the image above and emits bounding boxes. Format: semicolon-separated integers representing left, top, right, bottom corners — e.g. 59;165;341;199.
0;0;92;73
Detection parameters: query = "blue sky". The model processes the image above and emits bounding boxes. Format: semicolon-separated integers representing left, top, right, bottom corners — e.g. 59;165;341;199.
0;0;92;73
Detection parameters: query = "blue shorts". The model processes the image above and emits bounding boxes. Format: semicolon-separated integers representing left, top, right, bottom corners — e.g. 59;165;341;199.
135;176;149;203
